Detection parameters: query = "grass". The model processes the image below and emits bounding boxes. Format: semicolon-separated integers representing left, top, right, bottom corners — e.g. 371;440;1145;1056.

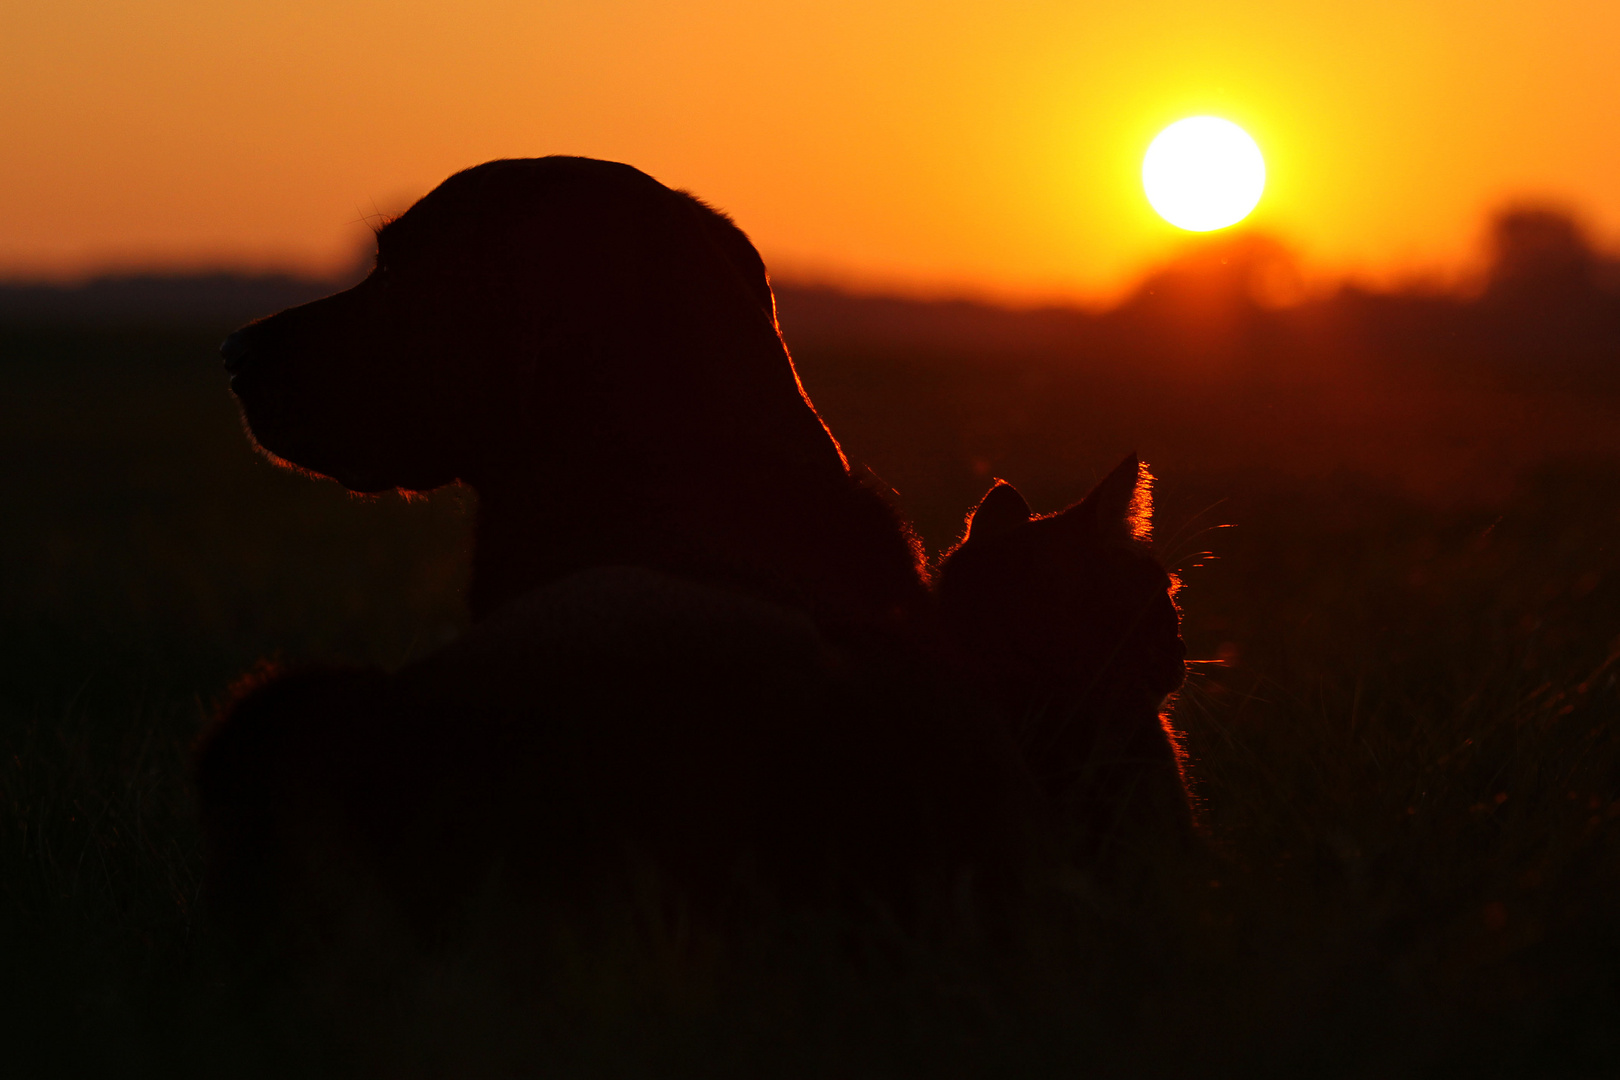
2;321;1617;1076
1169;471;1620;1075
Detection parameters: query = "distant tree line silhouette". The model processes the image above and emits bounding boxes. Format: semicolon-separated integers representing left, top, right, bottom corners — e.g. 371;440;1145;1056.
3;205;1616;394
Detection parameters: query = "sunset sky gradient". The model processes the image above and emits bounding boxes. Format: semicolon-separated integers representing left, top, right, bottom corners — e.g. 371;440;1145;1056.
3;0;1617;303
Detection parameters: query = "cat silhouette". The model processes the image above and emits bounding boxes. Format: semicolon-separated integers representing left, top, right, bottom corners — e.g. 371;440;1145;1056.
936;456;1193;860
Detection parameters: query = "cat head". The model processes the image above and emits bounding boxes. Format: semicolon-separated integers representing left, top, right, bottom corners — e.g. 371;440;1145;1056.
936;455;1186;712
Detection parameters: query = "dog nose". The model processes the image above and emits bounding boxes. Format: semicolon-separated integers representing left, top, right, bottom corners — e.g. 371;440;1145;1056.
220;330;252;374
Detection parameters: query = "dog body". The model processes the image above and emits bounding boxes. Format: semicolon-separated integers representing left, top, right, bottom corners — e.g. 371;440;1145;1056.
204;158;1034;952
201;566;1034;950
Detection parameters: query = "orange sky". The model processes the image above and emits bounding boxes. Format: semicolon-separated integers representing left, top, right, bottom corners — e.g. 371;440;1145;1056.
2;1;1617;304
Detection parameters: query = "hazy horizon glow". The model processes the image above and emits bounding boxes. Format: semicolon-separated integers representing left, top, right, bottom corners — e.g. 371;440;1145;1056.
2;1;1618;304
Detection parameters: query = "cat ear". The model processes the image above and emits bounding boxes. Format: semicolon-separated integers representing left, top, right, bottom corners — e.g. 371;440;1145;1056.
963;480;1032;544
1053;454;1151;545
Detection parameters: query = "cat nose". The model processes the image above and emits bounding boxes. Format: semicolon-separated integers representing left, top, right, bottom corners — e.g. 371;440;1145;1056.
220;330;252;374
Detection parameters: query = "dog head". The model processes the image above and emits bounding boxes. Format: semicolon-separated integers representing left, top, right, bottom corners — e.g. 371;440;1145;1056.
222;156;843;496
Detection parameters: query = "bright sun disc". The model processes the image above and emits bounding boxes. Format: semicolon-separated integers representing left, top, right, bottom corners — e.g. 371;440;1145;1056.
1142;117;1266;232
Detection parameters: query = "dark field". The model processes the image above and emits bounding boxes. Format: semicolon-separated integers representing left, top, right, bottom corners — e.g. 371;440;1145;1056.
4;225;1620;1076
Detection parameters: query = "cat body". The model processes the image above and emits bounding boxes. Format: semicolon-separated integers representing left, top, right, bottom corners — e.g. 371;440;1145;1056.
936;457;1193;861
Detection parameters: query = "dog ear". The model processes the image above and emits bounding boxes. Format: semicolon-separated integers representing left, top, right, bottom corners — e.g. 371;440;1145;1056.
963;480;1033;545
1051;455;1151;546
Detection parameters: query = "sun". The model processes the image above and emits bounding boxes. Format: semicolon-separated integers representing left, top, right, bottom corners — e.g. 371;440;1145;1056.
1142;117;1266;232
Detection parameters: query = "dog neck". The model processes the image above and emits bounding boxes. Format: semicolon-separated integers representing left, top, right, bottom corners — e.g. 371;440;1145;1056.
464;468;929;629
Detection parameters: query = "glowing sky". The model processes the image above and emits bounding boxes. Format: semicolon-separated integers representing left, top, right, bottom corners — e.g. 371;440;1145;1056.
2;1;1617;303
